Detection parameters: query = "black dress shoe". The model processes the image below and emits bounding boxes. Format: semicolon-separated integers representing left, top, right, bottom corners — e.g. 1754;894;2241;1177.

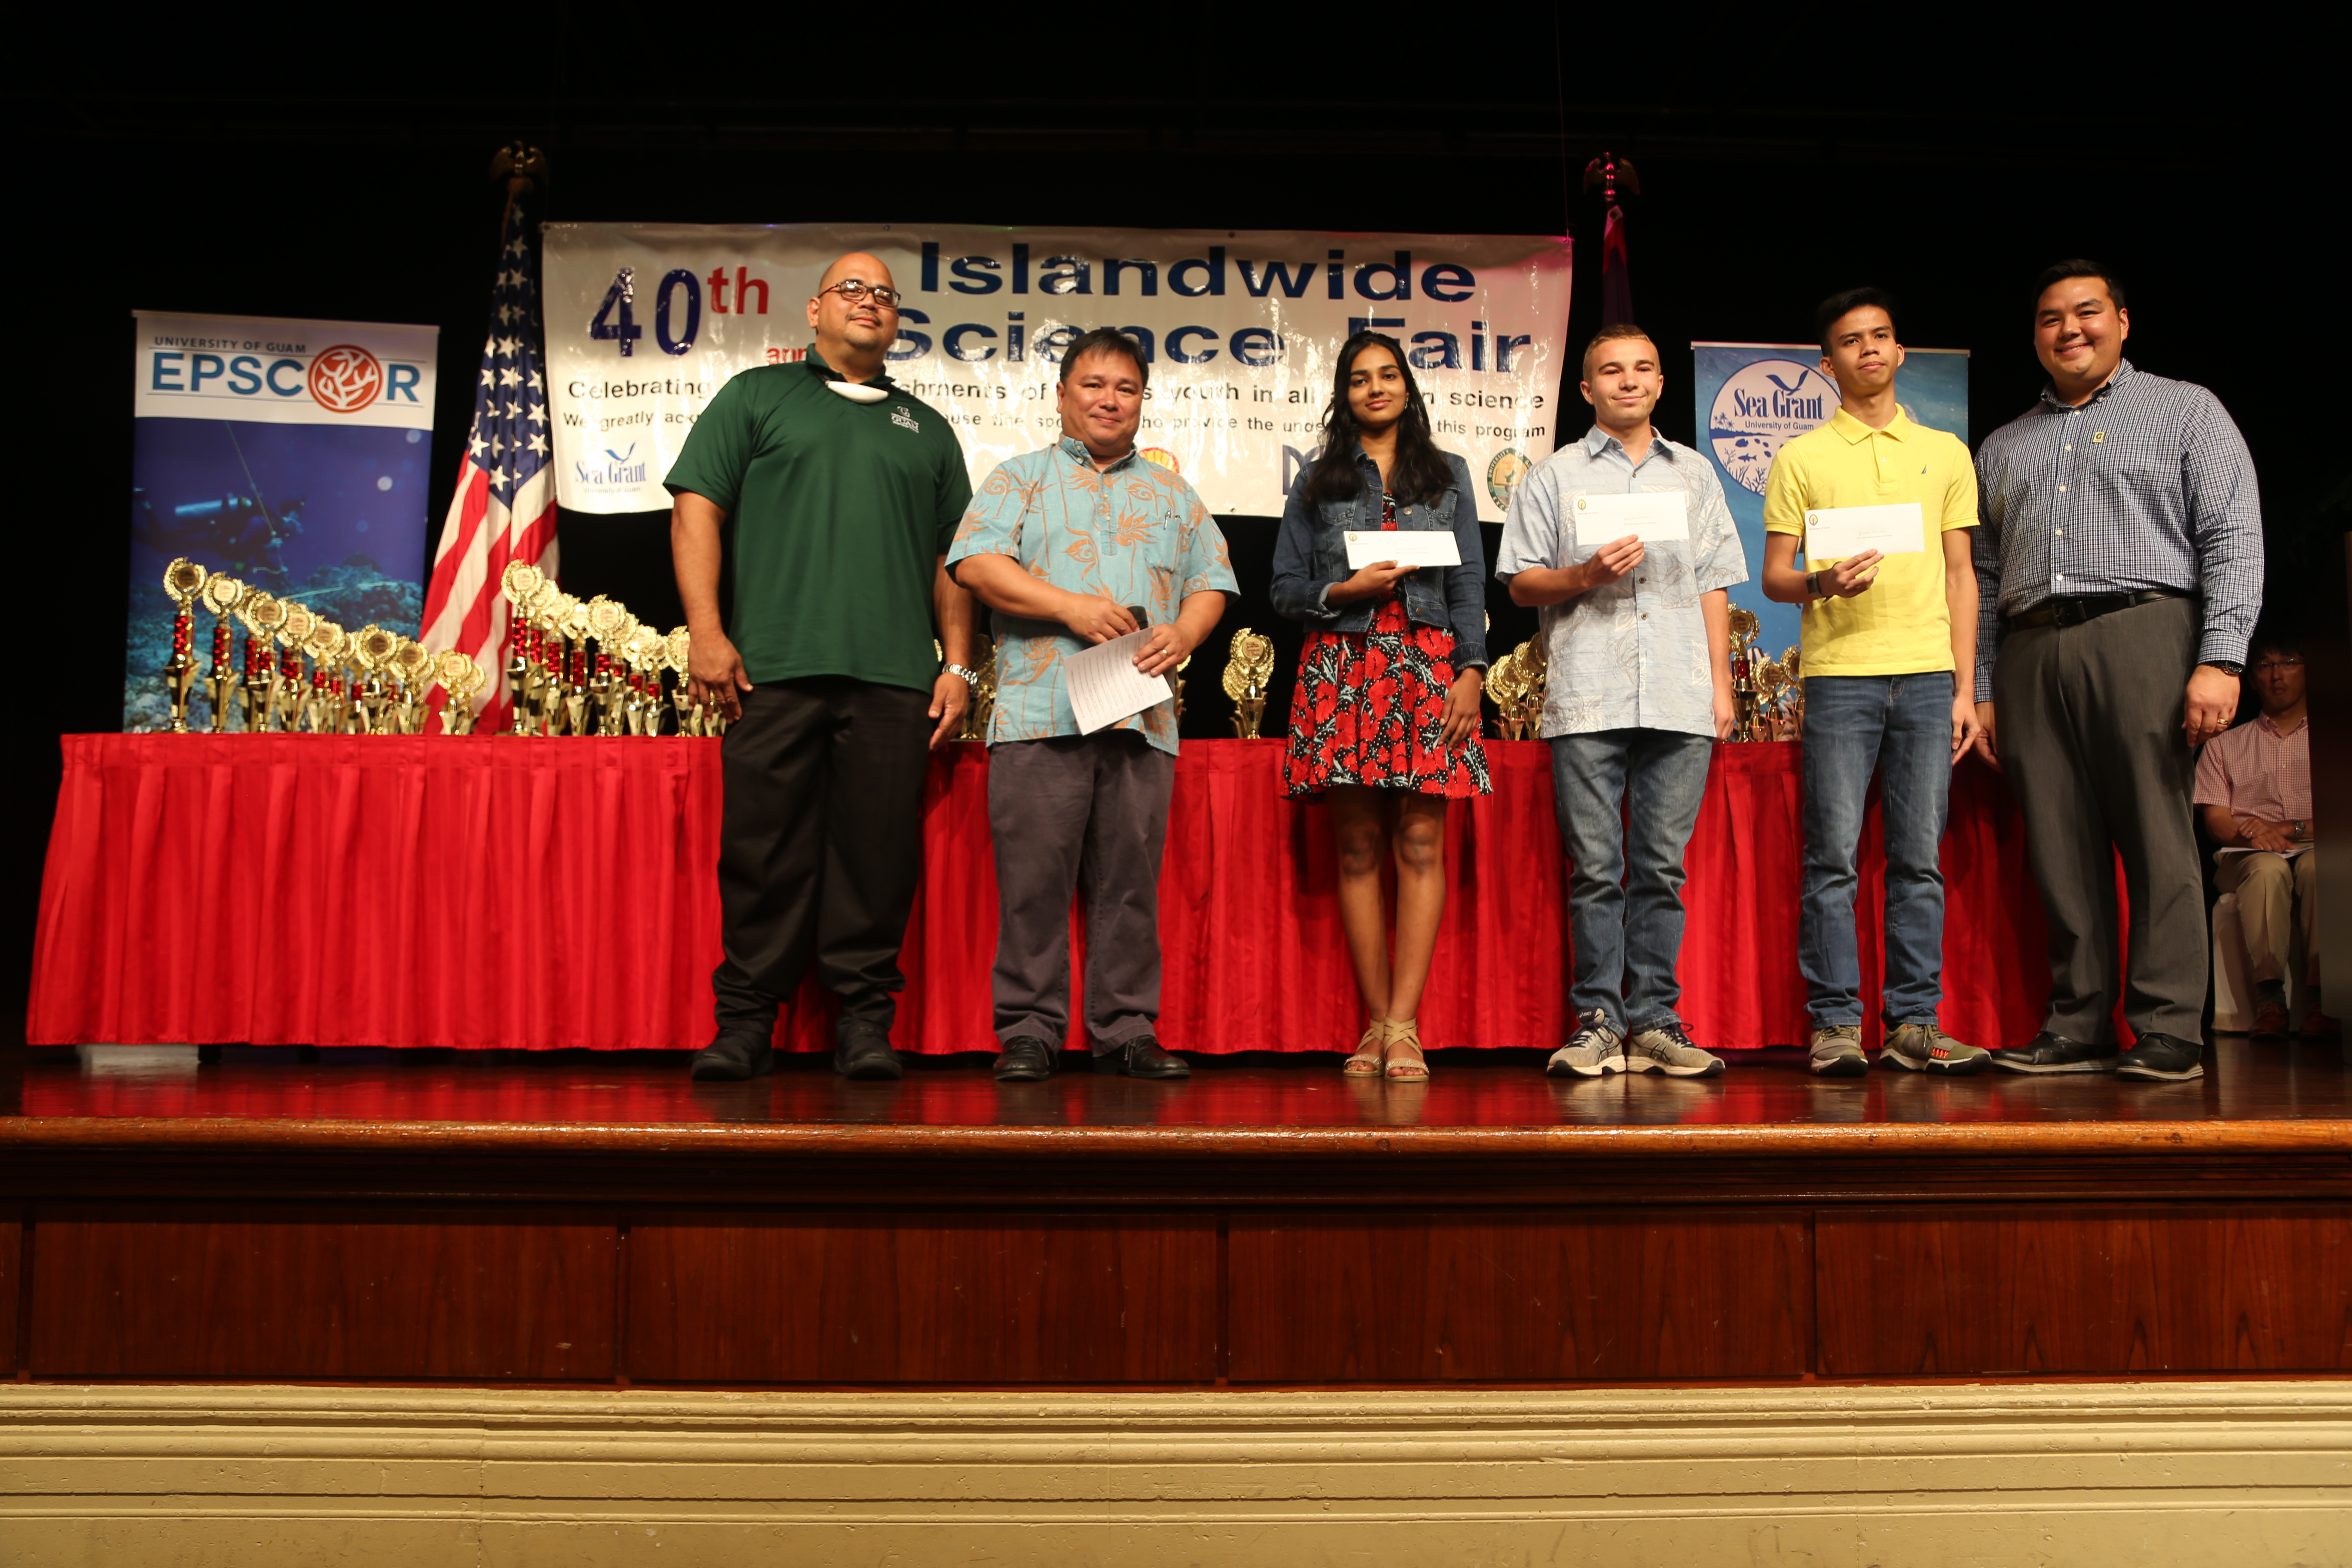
1992;1031;2119;1074
689;1032;775;1081
1104;1035;1191;1079
993;1035;1057;1083
2116;1032;2204;1081
833;1020;903;1081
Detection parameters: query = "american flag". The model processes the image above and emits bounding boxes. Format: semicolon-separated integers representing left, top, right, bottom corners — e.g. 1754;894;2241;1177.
421;197;557;732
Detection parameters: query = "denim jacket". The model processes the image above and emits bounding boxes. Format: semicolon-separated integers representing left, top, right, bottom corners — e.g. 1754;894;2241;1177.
1268;447;1489;668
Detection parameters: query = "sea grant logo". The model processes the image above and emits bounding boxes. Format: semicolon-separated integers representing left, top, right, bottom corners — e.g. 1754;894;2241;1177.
890;404;921;433
574;441;647;490
1709;361;1830;496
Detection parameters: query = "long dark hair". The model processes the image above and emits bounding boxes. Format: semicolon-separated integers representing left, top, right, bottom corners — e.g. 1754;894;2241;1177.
1300;332;1456;507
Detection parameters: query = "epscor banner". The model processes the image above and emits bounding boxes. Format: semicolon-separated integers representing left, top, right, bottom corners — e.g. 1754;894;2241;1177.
126;312;438;729
542;224;1572;521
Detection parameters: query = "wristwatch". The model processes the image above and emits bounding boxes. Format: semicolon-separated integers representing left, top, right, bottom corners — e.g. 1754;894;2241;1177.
945;664;981;686
2206;660;2244;677
1806;570;1823;599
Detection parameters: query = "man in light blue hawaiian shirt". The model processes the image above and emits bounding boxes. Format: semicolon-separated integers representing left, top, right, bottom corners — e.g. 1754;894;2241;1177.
949;328;1236;1084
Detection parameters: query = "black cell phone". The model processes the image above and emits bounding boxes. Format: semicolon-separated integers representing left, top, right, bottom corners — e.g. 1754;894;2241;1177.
1126;605;1150;629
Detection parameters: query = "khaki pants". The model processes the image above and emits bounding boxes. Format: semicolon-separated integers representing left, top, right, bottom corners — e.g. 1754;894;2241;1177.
2214;847;2319;987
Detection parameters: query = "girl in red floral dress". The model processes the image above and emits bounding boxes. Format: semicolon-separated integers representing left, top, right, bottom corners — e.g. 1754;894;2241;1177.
1269;333;1493;1080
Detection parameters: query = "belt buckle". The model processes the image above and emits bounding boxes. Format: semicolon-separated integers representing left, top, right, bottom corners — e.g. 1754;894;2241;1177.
2050;598;2086;628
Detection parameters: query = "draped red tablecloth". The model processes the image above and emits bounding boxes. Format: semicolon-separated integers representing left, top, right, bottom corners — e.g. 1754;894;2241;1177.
29;734;2104;1054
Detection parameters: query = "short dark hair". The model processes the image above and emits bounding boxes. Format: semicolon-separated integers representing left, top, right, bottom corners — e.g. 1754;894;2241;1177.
1581;324;1656;380
1058;326;1150;388
2250;621;2305;662
1816;288;1896;357
2032;259;2127;314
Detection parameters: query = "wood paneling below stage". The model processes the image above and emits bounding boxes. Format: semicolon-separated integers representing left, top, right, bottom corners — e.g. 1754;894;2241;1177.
4;1192;2347;1387
626;1212;1219;1384
1229;1211;1812;1382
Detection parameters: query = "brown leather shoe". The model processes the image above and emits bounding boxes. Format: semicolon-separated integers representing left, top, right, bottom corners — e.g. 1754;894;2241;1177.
2249;1001;2291;1037
2302;1011;2342;1040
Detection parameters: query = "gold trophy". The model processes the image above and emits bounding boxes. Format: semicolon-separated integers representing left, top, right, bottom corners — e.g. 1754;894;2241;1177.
666;627;701;736
273;602;315;738
198;572;245;733
352;625;399;734
275;602;316;733
1485;638;1548;740
391;638;432;734
160;558;208;732
304;621;349;733
499;564;548;736
432;649;488;733
1221;627;1275;739
1727;606;1761;741
235;592;288;731
551;594;591;736
1781;646;1805;736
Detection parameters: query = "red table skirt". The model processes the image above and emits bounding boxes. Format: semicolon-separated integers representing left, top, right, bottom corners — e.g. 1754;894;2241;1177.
29;735;2104;1055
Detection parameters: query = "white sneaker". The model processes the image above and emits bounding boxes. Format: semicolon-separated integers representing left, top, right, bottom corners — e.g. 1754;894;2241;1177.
1625;1021;1726;1078
1548;1010;1626;1077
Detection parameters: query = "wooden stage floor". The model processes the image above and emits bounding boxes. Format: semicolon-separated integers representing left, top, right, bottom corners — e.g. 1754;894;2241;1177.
2;1040;2346;1390
10;1037;2349;1133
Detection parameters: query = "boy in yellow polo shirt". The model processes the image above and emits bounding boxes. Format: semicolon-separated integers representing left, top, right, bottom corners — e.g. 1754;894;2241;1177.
1761;288;1988;1077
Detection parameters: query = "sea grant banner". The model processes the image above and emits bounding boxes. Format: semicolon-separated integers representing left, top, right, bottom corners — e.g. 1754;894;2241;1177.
542;224;1572;521
127;311;437;729
1690;341;1969;658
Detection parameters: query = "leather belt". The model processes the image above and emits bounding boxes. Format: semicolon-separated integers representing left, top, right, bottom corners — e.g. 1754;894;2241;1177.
2004;586;2191;631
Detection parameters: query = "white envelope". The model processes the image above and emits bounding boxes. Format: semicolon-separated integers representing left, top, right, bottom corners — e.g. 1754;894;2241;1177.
1574;489;1688;542
1805;502;1926;560
1344;530;1461;569
1066;630;1176;735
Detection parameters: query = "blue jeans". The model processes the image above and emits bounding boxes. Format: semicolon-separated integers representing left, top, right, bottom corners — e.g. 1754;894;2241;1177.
1799;673;1954;1027
1550;730;1715;1034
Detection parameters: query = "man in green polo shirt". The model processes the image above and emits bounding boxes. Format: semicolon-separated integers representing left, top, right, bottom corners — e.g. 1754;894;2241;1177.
666;251;978;1082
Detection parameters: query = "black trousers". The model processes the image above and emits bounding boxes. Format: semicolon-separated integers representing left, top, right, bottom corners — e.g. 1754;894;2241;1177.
711;678;934;1034
1994;595;2206;1042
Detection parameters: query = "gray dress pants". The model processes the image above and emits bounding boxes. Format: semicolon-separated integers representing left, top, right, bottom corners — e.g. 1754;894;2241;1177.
1994;594;2206;1041
987;732;1175;1053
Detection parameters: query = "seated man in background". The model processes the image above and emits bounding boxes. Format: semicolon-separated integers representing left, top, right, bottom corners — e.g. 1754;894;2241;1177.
2195;629;2334;1038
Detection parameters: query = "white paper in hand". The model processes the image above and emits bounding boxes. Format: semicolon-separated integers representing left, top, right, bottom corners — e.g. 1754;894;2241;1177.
1066;631;1175;735
1805;502;1925;560
1574;490;1688;542
1344;530;1462;569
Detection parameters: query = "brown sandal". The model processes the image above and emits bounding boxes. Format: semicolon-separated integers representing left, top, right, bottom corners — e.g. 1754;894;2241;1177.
1383;1018;1430;1081
1342;1021;1387;1076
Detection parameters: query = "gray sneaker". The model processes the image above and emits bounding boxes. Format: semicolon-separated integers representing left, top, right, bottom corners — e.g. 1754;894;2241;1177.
1625;1021;1725;1078
1548;1010;1626;1077
1809;1024;1866;1077
1882;1022;1990;1075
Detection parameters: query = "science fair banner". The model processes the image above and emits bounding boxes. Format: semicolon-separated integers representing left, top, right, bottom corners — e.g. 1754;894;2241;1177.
126;311;437;729
543;224;1571;521
1690;341;1969;658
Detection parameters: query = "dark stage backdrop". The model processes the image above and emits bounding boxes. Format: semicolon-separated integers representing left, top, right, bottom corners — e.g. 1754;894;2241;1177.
12;29;2339;1050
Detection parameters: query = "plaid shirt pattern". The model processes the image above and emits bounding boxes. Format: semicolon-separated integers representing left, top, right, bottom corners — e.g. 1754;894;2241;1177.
1970;360;2263;699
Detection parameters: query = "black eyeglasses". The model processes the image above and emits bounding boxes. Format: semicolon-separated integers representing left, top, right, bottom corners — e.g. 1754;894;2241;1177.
819;279;903;310
2253;656;2305;673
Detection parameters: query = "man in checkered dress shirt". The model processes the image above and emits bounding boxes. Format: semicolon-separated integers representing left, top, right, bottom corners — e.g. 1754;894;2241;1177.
1971;260;2264;1082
